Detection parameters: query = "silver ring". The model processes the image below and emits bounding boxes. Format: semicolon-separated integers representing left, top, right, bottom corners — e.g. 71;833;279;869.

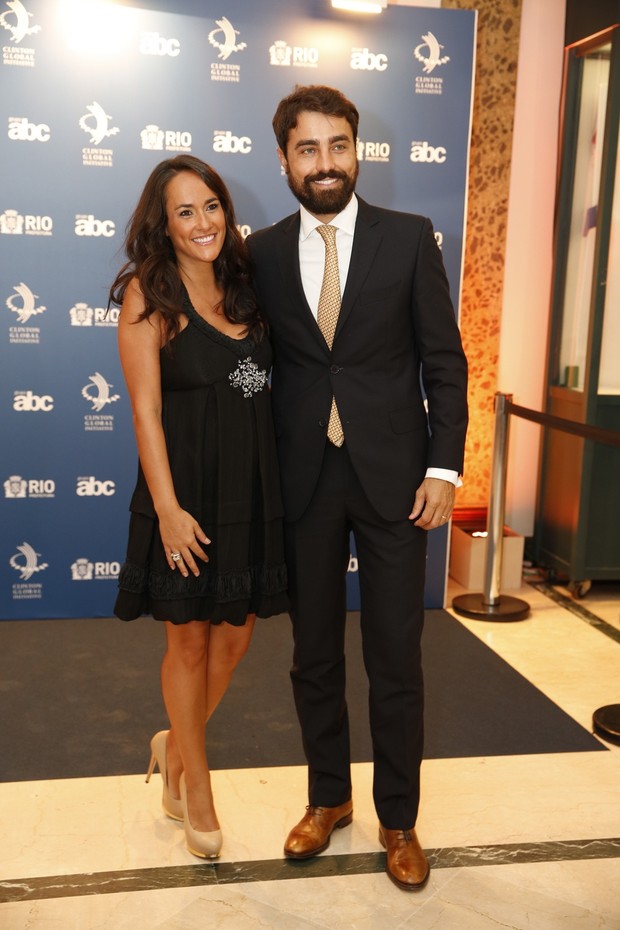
170;551;181;562
442;515;449;521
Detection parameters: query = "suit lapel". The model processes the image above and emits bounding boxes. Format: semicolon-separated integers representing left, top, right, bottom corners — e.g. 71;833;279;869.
335;198;381;341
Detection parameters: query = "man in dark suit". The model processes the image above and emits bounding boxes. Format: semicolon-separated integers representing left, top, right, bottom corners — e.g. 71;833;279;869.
247;85;468;892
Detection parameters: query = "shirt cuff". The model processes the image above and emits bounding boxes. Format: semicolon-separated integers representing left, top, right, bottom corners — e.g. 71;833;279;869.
425;467;462;487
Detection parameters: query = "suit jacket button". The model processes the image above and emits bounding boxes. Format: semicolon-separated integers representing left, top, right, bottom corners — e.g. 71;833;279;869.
330;365;341;374
318;418;327;428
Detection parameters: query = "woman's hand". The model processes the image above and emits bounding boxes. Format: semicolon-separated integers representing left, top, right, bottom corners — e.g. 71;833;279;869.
158;506;211;577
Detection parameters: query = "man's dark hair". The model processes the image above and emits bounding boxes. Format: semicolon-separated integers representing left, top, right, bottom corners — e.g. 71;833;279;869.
272;84;360;154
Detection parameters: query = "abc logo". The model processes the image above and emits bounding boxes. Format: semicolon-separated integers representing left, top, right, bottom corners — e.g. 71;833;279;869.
350;48;388;72
75;215;116;237
8;118;51;142
76;477;116;497
410;142;447;164
213;131;252;154
13;391;54;412
141;33;180;57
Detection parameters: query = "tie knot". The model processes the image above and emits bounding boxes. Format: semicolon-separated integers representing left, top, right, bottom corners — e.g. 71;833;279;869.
317;224;337;248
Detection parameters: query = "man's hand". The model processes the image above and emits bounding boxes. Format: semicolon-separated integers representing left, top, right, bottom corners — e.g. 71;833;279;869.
408;477;455;530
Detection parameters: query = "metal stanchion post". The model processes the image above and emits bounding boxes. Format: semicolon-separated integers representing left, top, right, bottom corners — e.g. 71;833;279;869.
452;392;530;621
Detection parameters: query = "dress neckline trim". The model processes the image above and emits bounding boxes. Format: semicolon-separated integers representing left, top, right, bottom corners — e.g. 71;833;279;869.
182;295;255;356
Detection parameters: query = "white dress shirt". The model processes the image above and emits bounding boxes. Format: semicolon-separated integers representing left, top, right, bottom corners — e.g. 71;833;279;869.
297;196;459;489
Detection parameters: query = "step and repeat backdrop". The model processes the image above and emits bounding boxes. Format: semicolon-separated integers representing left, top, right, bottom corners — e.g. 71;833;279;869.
0;0;476;618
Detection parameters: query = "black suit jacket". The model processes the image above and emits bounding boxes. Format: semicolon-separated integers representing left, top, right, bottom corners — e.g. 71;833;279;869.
247;197;468;523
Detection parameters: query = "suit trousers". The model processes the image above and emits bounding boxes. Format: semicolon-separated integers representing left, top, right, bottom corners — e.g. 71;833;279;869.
284;442;427;829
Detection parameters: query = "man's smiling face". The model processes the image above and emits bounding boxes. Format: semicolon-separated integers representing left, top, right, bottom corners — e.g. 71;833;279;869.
278;111;359;221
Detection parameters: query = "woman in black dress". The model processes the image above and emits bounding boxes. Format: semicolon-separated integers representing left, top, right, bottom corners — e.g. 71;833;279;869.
109;155;287;859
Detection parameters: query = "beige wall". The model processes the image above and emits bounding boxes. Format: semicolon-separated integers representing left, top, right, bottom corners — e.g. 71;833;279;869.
442;0;524;512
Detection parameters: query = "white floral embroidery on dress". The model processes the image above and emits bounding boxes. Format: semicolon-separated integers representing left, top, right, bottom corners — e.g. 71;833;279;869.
228;356;267;398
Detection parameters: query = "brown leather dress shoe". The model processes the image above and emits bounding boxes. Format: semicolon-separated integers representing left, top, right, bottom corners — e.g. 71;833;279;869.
379;825;430;891
284;802;353;859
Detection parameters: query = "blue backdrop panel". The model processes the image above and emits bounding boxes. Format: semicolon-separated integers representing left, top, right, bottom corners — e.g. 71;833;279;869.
1;0;475;618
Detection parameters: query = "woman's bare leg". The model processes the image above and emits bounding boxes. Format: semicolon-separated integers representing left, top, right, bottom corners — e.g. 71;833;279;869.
163;615;256;830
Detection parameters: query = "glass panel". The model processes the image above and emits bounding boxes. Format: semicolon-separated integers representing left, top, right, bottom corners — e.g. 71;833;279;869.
598;131;620;394
558;47;610;391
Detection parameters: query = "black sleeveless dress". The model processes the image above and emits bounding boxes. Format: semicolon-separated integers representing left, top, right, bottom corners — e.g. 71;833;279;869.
114;298;288;625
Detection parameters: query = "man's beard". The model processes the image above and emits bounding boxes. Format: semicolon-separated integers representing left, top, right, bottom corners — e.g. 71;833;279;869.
286;165;359;216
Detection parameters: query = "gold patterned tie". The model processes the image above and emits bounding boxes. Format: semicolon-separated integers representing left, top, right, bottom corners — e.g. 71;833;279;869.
316;224;344;447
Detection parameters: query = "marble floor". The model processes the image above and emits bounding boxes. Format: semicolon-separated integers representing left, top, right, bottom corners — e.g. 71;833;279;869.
1;580;619;929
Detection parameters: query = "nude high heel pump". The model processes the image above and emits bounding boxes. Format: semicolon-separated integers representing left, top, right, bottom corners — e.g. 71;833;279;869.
179;773;222;859
146;730;184;822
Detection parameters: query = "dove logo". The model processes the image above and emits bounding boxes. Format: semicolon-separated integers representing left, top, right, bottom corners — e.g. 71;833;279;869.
78;102;120;146
413;32;450;74
6;282;46;323
208;17;246;61
9;541;48;581
81;372;120;412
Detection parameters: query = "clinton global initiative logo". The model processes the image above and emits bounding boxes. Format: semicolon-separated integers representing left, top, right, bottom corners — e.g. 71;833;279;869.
140;124;192;152
79;102;118;167
4;474;55;498
209;17;246;82
209;16;246;59
10;541;47;581
413;31;449;96
269;39;318;69
71;557;120;581
69;301;119;327
7;281;46;343
82;372;119;431
79;102;119;145
1;0;40;67
357;139;390;164
82;372;120;410
0;208;52;235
